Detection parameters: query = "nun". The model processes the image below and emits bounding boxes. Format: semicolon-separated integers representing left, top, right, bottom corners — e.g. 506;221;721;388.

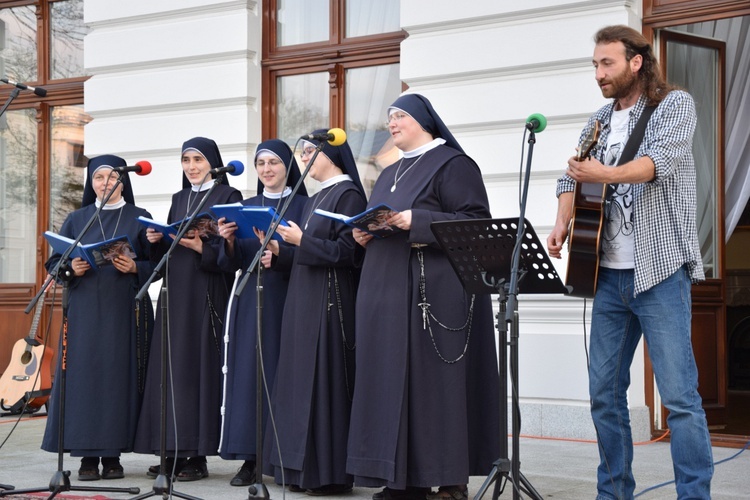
265;130;366;495
133;137;242;481
42;155;156;481
346;94;501;500
214;139;308;486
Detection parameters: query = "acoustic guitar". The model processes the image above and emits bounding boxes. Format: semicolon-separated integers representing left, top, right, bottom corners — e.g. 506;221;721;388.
0;289;53;412
565;120;603;298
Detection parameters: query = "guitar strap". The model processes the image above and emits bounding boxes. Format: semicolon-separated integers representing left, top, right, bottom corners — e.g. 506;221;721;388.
615;105;656;167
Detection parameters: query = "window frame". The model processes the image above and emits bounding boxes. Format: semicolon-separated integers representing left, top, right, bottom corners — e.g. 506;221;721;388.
0;0;86;288
260;0;405;137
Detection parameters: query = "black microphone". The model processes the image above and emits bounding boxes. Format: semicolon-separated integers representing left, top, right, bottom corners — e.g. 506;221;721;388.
209;160;245;176
1;78;47;97
525;113;547;133
113;161;152;176
300;128;347;146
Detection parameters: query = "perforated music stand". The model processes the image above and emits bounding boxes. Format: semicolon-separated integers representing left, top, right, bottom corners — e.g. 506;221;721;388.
431;217;566;500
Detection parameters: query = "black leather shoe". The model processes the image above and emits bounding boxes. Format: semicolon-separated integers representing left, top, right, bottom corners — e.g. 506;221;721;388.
175;457;208;482
147;457;186;478
307;484;353;496
78;457;100;481
230;461;256;486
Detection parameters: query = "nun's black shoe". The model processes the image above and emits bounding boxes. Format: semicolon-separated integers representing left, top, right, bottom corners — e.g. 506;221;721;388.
78;457;100;481
101;464;124;479
146;457;186;478
306;484;353;496
78;467;100;481
289;484;306;492
175;457;208;482
230;461;256;486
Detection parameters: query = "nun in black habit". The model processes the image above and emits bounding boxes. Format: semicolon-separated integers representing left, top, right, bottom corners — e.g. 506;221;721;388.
214;139;308;486
133;137;242;481
346;94;501;500
265;131;366;494
42;155;156;481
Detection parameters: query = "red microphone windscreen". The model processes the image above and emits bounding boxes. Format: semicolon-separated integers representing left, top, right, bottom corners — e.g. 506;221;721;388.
135;161;152;176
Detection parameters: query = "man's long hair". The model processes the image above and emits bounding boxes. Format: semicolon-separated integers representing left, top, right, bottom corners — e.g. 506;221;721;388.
594;25;675;106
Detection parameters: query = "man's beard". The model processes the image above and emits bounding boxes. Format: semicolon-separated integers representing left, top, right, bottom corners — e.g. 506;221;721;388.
600;66;640;101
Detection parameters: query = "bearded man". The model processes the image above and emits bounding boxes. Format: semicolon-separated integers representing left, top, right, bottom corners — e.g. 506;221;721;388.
547;25;713;500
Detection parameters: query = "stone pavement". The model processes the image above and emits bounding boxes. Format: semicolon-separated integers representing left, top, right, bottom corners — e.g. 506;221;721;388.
1;415;748;499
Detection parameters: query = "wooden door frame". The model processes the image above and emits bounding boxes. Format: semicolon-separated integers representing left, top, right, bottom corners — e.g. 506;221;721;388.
642;0;750;447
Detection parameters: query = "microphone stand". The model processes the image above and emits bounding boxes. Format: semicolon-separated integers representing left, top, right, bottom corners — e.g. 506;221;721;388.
2;173;140;498
474;126;543;500
131;174;227;500
233;140;325;500
0;88;20;119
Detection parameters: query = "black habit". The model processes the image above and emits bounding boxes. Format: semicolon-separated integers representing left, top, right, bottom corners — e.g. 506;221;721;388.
267;180;366;488
133;184;242;457
42;202;156;456
216;193;307;460
346;145;501;488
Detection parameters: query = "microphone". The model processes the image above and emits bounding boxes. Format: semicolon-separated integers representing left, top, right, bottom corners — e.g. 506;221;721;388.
525;113;547;133
300;128;347;146
209;160;245;176
1;78;48;97
113;161;152;176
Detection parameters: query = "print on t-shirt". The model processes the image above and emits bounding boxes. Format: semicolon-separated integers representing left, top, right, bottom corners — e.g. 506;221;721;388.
600;108;635;269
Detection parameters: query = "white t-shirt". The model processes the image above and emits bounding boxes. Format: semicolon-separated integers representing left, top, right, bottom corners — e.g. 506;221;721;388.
600;107;635;269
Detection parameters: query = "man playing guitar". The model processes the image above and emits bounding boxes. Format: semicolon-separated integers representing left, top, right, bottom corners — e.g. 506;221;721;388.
546;25;713;500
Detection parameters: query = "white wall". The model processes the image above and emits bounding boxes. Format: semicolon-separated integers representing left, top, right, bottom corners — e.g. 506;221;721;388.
83;0;262;222
82;0;651;441
400;0;649;440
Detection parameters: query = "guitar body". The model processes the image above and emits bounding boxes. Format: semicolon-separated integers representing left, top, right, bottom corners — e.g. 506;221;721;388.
565;120;604;299
0;339;53;410
0;289;53;412
566;182;605;298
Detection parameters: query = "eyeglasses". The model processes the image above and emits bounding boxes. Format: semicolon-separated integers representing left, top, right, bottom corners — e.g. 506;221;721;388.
300;146;317;157
385;113;408;126
255;158;282;168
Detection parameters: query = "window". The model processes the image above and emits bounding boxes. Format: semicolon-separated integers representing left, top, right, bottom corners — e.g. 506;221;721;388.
263;0;404;195
0;0;89;286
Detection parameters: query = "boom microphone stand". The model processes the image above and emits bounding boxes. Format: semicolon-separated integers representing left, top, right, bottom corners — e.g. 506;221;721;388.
234;139;326;500
131;174;228;500
2;174;140;498
431;125;565;500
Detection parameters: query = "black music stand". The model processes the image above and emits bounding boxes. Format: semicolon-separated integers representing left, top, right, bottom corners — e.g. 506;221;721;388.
431;217;567;500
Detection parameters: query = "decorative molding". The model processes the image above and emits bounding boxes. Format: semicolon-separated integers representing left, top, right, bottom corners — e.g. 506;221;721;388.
403;0;634;35
402;58;592;88
86;97;257;120
85;51;257;75
85;1;257;29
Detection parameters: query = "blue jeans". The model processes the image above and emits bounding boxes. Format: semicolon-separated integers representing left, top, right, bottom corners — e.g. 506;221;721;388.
589;266;713;500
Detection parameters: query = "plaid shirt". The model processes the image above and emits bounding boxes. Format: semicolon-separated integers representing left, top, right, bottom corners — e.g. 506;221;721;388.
557;90;705;296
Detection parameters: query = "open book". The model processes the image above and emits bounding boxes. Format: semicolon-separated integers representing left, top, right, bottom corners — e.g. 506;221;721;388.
239;206;290;241
137;213;218;239
210;203;288;241
314;203;402;238
44;232;137;269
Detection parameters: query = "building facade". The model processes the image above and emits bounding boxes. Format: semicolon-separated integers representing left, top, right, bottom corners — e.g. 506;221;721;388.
2;0;749;445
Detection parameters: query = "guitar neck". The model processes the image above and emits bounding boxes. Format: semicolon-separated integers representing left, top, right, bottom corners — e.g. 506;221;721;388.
25;290;46;344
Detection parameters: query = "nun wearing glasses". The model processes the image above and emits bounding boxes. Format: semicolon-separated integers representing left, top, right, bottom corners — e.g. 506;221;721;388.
346;94;501;500
214;139;308;486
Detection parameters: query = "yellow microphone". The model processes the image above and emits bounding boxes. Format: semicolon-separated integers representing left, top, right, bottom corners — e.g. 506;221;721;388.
301;128;347;146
